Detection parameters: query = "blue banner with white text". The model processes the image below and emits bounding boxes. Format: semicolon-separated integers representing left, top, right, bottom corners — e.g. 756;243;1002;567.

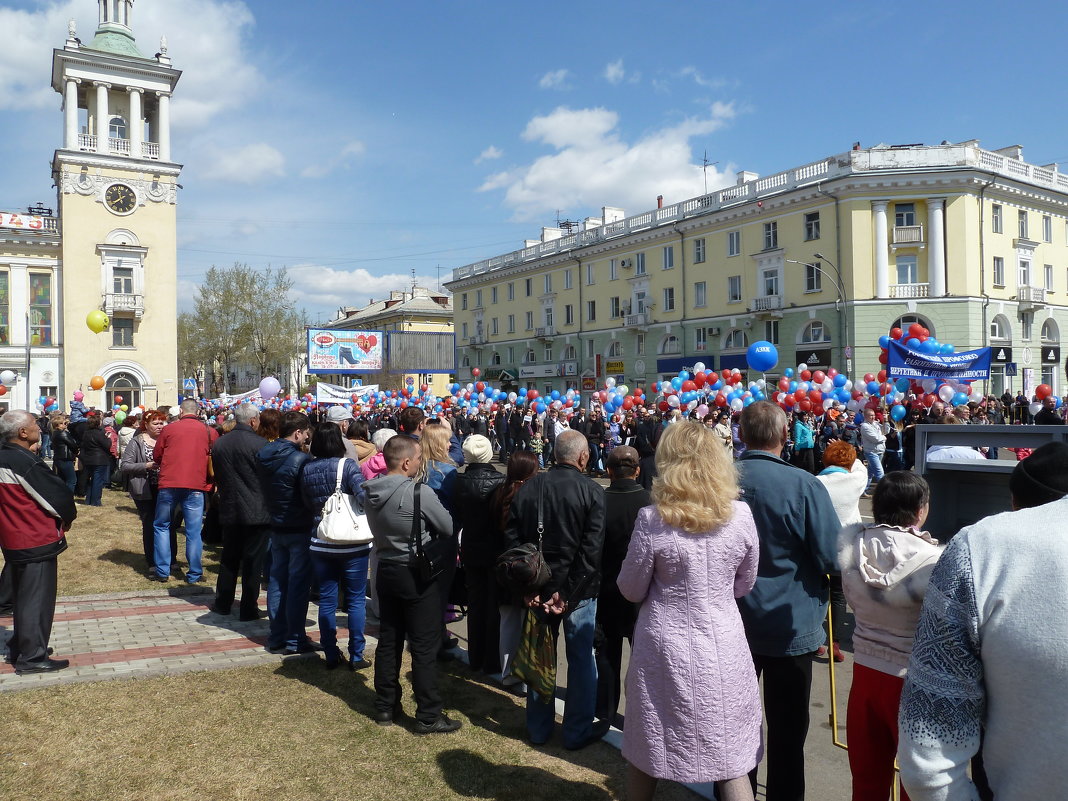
887;340;991;380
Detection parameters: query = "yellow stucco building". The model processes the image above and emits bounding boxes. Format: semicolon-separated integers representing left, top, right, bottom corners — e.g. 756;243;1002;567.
447;140;1068;401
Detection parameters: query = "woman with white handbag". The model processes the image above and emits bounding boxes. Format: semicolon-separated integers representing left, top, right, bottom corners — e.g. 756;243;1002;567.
300;422;373;670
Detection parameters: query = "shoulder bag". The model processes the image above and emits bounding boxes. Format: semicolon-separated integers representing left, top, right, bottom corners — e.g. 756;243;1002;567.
317;458;374;544
411;482;452;581
494;476;550;593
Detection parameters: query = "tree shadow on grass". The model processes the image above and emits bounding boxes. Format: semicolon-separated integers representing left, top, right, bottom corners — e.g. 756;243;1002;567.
437;748;613;801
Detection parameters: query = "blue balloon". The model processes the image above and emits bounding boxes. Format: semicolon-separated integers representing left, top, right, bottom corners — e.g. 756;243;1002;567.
536;402;546;414
678;370;691;382
906;338;922;349
866;381;880;395
784;368;794;378
746;340;779;373
550;390;560;401
833;373;848;388
671;377;683;391
788;381;798;393
895;378;910;392
878;335;890;349
952;392;968;407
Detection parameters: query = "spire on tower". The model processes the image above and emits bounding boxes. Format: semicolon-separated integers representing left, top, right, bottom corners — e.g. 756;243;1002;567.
87;0;144;58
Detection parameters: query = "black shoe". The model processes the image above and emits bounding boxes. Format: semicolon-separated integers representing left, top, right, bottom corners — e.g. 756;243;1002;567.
148;574;170;583
564;719;612;751
414;714;462;735
238;609;265;621
284;641;324;656
349;658;372;671
15;658;70;675
265;644;289;654
373;702;403;726
209;603;231;615
5;647;52;665
325;649;347;670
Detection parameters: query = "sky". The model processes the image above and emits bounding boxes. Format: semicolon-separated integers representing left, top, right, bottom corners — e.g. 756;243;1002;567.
1;0;1067;324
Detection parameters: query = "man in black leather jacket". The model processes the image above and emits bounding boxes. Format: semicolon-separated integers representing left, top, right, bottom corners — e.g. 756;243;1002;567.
504;429;606;750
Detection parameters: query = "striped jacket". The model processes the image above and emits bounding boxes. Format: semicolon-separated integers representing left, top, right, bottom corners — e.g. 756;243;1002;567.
0;442;76;562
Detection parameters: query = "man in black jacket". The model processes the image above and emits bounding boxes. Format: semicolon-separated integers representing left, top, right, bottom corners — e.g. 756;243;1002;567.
211;404;270;620
504;429;606;749
595;446;651;726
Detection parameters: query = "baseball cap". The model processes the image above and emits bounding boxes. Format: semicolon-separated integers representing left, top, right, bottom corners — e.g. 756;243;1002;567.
325;405;353;423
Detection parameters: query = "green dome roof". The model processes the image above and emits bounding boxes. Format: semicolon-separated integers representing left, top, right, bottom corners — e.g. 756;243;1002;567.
85;24;145;59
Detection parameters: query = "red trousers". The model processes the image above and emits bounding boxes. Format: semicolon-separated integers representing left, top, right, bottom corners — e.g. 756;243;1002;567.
847;662;910;801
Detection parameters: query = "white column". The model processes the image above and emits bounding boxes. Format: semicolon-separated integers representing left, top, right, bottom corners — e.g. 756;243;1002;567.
128;87;142;157
95;82;110;154
157;92;171;161
873;200;889;298
928;198;946;297
64;78;79;150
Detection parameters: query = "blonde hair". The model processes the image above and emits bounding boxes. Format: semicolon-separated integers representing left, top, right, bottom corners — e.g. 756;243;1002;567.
417;423;455;483
652;420;738;534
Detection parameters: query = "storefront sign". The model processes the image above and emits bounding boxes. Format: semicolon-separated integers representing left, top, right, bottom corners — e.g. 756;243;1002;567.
605;360;625;374
795;348;833;370
991;346;1013;363
1041;346;1060;363
518;365;558;378
0;212;48;231
561;361;578;376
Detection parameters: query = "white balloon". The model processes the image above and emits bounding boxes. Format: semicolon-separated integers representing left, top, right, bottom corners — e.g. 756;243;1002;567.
797;363;809;373
921;378;937;393
730;398;744;411
693;362;706;373
0;370;15;385
687;400;699;411
823;399;834;410
605;377;616;388
938;385;956;403
821;379;834;392
667;395;681;408
1030;402;1043;415
844;380;853;391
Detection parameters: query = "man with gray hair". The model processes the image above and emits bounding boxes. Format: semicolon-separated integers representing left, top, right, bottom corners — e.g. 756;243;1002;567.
209;404;270;620
504;429;607;749
0;410;77;674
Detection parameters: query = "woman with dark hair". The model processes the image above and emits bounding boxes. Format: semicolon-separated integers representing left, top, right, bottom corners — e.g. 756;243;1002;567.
80;414;114;506
120;411;178;573
838;472;942;801
348;417;376;465
490;449;539;686
50;412;78;493
300;422;370;669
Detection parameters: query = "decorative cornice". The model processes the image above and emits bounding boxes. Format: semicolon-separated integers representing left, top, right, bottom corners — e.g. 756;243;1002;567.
53;149;182;176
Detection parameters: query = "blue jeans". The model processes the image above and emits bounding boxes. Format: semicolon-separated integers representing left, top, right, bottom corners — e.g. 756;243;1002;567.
527;597;598;748
312;550;369;661
39;433;51;459
54;460;76;494
864;451;885;488
153;488;205;581
266;531;313;651
86;464;110;506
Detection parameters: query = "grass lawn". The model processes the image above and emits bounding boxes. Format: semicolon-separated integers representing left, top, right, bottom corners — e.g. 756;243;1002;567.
0;657;697;801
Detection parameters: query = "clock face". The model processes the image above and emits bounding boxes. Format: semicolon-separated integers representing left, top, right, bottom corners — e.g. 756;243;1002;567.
104;183;137;214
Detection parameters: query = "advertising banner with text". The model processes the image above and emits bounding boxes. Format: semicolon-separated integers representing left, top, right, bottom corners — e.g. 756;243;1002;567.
887;340;991;380
307;329;383;373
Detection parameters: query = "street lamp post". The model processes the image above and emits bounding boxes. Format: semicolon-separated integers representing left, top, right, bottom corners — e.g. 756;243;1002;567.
785;254;852;375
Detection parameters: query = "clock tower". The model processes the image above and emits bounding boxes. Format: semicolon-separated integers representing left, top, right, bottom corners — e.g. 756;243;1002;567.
51;0;182;410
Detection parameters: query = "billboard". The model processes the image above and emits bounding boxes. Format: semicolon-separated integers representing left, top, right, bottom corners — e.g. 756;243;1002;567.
308;329;383;373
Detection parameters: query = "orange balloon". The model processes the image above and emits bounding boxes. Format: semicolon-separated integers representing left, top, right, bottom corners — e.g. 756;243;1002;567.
90;376;105;390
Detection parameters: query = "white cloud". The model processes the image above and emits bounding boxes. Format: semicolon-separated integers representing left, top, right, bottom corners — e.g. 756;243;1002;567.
538;69;570;90
286;264;449;310
678;66;727;90
479;102;737;221
200;142;285;184
603;60;625;85
301;140;366;178
474;145;503;164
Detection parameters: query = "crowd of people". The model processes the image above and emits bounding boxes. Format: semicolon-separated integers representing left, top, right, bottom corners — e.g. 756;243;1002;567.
1;382;1067;800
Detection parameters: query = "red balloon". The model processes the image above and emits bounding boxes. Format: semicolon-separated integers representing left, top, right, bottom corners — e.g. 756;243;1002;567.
799;399;813;412
693;372;707;388
890;327;903;340
908;323;924;338
878;370;887;383
115;395;124;403
808;389;823;404
474;381;485;393
1036;383;1052;399
527;389;539;400
633;387;644;396
922;393;936;407
714;394;727;407
782;393;795;406
826;367;838;378
682;380;697;393
878;352;889;364
651;382;659;394
721;370;732;381
621;396;634;410
812;370;826;385
471;368;481;378
794;389;806;401
659;400;671;412
800;370;812;381
863;373;875;384
420;384;429;393
778;378;790;392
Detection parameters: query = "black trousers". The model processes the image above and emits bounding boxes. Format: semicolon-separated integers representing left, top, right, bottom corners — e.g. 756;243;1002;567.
0;562;12;613
374;561;443;724
464;561;500;674
595;587;636;724
6;558;59;669
750;651;814;801
214;524;268;616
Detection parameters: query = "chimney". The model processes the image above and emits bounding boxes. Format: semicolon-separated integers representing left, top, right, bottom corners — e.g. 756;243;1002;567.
657;195;664;208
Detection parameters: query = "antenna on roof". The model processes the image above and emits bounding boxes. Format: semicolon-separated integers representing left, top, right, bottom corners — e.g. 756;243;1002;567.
555;209;579;233
702;150;719;195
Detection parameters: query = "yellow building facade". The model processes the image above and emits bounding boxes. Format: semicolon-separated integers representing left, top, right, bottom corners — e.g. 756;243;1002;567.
447;141;1068;401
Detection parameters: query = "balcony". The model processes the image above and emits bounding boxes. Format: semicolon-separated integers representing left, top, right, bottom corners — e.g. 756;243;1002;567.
889;283;929;299
624;312;651;329
892;224;925;245
467;335;486;346
104;292;144;319
1017;284;1048;312
751;295;783;317
535;326;555;340
76;134;161;160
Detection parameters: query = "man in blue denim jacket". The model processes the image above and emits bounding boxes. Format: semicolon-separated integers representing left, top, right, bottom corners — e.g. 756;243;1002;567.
736;400;839;801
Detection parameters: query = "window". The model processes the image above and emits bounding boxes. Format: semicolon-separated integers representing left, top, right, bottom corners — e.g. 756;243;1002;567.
763;221;778;250
586;300;596;322
663;287;675;311
1019;210;1029;239
662;246;674;270
564;269;573;289
507;314;515;333
896;255;919;285
544;345;553;361
609;260;618;281
543;274;552;294
112;317;133;347
29;273;51;345
1019;259;1031;286
525;311;534;330
461;322;468;339
728;275;742;302
804;211;820;241
585;339;594;358
1023;317;1033;341
564;305;574;326
544;307;553;328
694;238;706;263
1042;319;1058;343
800;321;830;343
764;320;779;344
805;262;822;292
694;281;707;307
694;327;708;351
586;264;595;285
1045;264;1054;291
660;335;681;355
508;282;515;301
491;351;501;365
461;293;468;311
634;290;647;314
525;278;532;297
762;268;780;297
610;297;621;318
728;230;741;256
562;345;576;360
724;329;749;349
491;286;498;304
608;340;623;358
524;349;536;364
475;289;483;308
108;115;127;140
0;272;8;345
892;315;934;339
992;204;1003;233
635;252;646;274
507;346;515;363
113;266;134;294
993;256;1005;287
895;203;916;227
636;333;645;355
491;317;499;335
1043;215;1053;242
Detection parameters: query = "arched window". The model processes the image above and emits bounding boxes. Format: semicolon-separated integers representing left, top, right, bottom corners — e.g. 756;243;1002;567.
461;354;470;368
990;314;1011;341
490;351;501;366
891;314;935;339
105;371;140;410
1042;319;1059;344
109;116;127;140
723;329;749;350
659;335;681;355
607;340;623;358
799;321;831;344
561;344;576;361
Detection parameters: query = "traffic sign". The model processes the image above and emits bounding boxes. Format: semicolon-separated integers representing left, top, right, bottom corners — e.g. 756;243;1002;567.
1005;363;1018;377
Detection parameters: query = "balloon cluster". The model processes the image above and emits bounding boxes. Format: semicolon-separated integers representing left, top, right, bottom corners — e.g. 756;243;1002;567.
0;369;15;397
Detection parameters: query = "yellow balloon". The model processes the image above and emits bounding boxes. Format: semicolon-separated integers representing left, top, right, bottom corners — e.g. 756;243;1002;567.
120;404;128;412
86;310;110;333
